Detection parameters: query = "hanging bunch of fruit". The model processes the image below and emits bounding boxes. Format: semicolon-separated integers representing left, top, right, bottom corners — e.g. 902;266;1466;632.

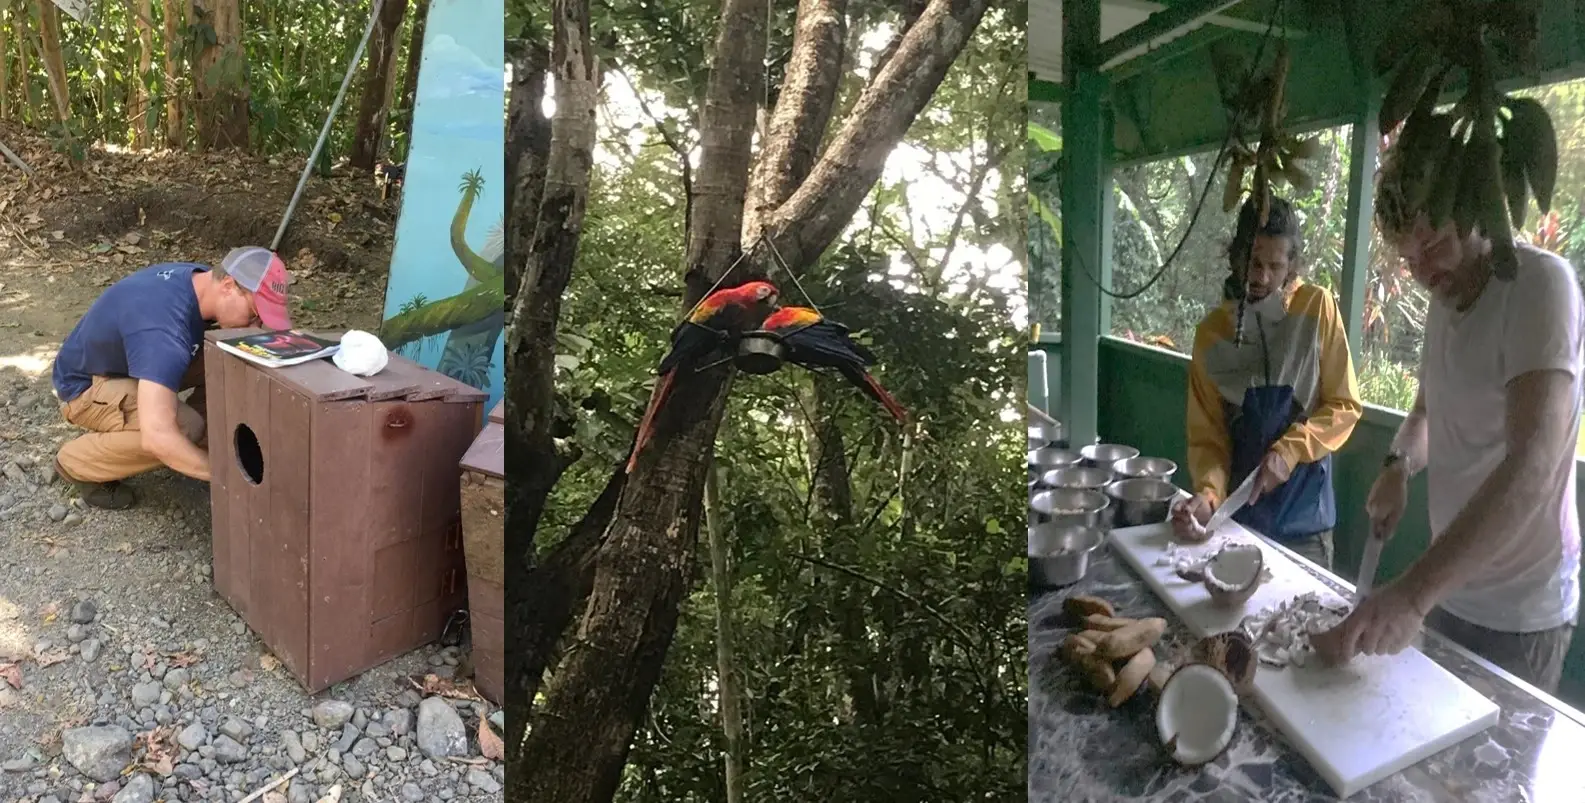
1373;0;1554;280
1217;43;1326;224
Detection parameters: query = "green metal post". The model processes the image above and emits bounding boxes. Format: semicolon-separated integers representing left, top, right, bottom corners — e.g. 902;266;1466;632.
1339;7;1379;363
1098;113;1115;339
1060;0;1105;444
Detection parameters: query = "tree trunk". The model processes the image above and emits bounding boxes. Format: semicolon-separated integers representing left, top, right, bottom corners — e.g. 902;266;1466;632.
504;33;551;306
0;7;10;122
349;0;409;170
192;0;249;150
516;0;990;799
394;0;430;154
34;0;70;122
501;0;597;778
16;9;30;126
161;0;186;147
703;469;746;803
132;0;155;148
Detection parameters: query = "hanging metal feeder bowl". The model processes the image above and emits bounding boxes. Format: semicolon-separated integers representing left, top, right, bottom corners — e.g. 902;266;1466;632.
735;330;786;375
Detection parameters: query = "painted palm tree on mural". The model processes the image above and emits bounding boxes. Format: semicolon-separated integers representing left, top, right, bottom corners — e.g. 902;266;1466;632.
380;168;506;389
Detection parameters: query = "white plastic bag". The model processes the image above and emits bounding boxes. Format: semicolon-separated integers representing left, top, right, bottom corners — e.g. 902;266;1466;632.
332;329;390;376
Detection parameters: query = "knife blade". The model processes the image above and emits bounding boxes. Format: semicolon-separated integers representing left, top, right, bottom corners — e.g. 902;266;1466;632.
1205;472;1258;534
1355;529;1388;603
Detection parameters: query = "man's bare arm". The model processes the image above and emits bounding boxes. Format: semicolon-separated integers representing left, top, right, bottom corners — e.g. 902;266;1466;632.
1389;384;1429;478
137;380;210;481
1398;369;1576;611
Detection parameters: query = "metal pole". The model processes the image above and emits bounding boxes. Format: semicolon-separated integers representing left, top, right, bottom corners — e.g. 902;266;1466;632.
270;0;386;252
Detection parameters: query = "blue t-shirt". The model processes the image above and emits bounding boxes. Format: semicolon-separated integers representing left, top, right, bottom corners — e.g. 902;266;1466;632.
52;263;210;402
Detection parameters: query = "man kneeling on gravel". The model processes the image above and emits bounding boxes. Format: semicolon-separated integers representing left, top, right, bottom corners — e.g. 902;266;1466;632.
49;247;292;509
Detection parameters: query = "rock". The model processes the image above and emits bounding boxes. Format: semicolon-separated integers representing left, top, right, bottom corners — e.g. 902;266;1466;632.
130;682;161;708
300;731;319;753
163;668;190;691
80;638;102;663
3;463;26;483
62;725;131;782
383;709;412;737
311;700;354;730
62;512;83;526
281;730;306;764
47;503;67;522
212;735;247;764
218;716;251;742
177;723;208;751
70;600;97;624
400;782;425;802
351;709;368;730
335;723;359;753
385;747;407;762
343;754;365;778
65;624;87;643
467;768;502;793
350;738;377;759
2;756;35;772
415;697;467;759
112;773;156;803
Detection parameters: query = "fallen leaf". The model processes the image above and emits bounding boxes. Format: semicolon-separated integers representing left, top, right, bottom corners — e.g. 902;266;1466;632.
264;792;288;803
478;718;503;761
259;653;280;672
166;651;200;668
35;650;69;668
0;663;21;688
409;673;484;703
115;542;135;555
39;602;59;623
315;784;343;803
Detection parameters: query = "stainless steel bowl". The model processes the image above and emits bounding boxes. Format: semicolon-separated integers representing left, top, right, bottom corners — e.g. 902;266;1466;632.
1028;422;1066;450
1029;447;1083;475
1081;443;1140;468
1112;456;1178;481
1038;466;1113;491
1105;477;1179;528
1030;487;1109;528
1029;524;1105;587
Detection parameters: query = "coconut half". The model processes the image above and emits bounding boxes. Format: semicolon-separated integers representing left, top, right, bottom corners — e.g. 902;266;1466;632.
1201;543;1265;607
1191;631;1257;693
1155;663;1239;768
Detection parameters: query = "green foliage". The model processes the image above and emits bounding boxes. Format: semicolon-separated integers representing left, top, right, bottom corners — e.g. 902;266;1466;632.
544;8;1026;797
7;0;420;159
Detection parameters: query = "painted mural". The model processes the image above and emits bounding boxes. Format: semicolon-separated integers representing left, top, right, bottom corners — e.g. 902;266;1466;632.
380;0;505;407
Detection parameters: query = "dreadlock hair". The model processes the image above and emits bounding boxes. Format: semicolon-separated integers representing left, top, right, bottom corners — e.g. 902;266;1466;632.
1222;193;1304;301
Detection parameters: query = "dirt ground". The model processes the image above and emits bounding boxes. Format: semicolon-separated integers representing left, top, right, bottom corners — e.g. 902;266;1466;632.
0;124;503;803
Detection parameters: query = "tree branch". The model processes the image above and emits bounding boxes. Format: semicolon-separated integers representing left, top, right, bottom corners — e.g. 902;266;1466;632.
760;0;993;273
743;0;848;238
617;68;695;246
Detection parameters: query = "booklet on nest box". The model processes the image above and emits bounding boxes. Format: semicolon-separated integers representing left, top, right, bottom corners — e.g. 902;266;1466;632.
215;330;341;368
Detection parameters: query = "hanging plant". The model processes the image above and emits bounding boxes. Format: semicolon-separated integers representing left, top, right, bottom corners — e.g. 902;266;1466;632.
1373;0;1552;280
1216;43;1325;224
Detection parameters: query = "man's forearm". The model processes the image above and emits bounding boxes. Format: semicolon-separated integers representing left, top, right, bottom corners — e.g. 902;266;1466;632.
151;432;211;481
1398;451;1556;611
1389;398;1429;477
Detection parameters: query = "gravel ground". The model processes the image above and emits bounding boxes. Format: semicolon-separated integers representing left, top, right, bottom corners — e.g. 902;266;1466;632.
0;369;505;803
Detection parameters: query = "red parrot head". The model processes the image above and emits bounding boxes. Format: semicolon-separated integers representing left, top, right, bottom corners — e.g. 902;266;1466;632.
692;281;781;324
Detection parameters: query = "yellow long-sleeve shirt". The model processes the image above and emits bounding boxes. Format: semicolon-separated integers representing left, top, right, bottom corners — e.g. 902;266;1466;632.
1186;279;1363;507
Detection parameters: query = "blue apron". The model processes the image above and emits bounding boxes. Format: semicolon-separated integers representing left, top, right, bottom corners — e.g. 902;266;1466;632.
1227;317;1335;541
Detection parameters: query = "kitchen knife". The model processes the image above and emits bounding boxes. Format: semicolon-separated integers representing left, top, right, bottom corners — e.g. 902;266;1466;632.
1204;472;1258;534
1354;528;1388;603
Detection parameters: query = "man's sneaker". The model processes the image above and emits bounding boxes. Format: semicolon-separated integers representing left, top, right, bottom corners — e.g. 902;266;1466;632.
54;460;137;510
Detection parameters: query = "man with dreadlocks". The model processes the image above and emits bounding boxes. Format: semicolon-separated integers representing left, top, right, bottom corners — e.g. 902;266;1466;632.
1170;194;1363;570
1310;144;1582;693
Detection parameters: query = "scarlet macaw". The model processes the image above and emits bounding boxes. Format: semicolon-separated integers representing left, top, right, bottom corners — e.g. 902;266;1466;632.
627;281;781;473
762;306;907;423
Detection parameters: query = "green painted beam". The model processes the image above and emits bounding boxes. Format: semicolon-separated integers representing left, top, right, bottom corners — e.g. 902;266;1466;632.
1060;0;1105;445
1096;0;1246;71
1338;0;1378;362
1030;76;1063;104
1106;25;1238;84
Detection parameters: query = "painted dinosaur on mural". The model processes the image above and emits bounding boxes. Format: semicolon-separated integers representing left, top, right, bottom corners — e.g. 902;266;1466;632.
381;168;505;388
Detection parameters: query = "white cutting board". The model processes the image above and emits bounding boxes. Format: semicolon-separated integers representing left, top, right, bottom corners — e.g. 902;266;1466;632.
1109;519;1500;798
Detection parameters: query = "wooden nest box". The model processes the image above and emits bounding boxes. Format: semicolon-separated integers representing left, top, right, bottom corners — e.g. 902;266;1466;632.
458;400;504;703
202;329;488;693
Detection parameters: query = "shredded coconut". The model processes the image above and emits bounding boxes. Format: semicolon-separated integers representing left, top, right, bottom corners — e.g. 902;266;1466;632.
1239;592;1350;668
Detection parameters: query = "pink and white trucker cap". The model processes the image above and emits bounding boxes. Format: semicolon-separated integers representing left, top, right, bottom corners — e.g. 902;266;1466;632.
221;246;292;330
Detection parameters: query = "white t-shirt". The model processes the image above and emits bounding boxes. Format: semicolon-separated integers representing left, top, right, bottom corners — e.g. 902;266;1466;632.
1422;242;1583;633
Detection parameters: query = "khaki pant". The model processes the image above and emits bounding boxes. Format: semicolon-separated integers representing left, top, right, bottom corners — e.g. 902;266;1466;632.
1427;607;1576;695
56;359;207;484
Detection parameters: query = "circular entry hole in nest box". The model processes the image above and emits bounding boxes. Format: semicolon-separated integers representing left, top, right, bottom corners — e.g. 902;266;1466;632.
234;424;264;485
